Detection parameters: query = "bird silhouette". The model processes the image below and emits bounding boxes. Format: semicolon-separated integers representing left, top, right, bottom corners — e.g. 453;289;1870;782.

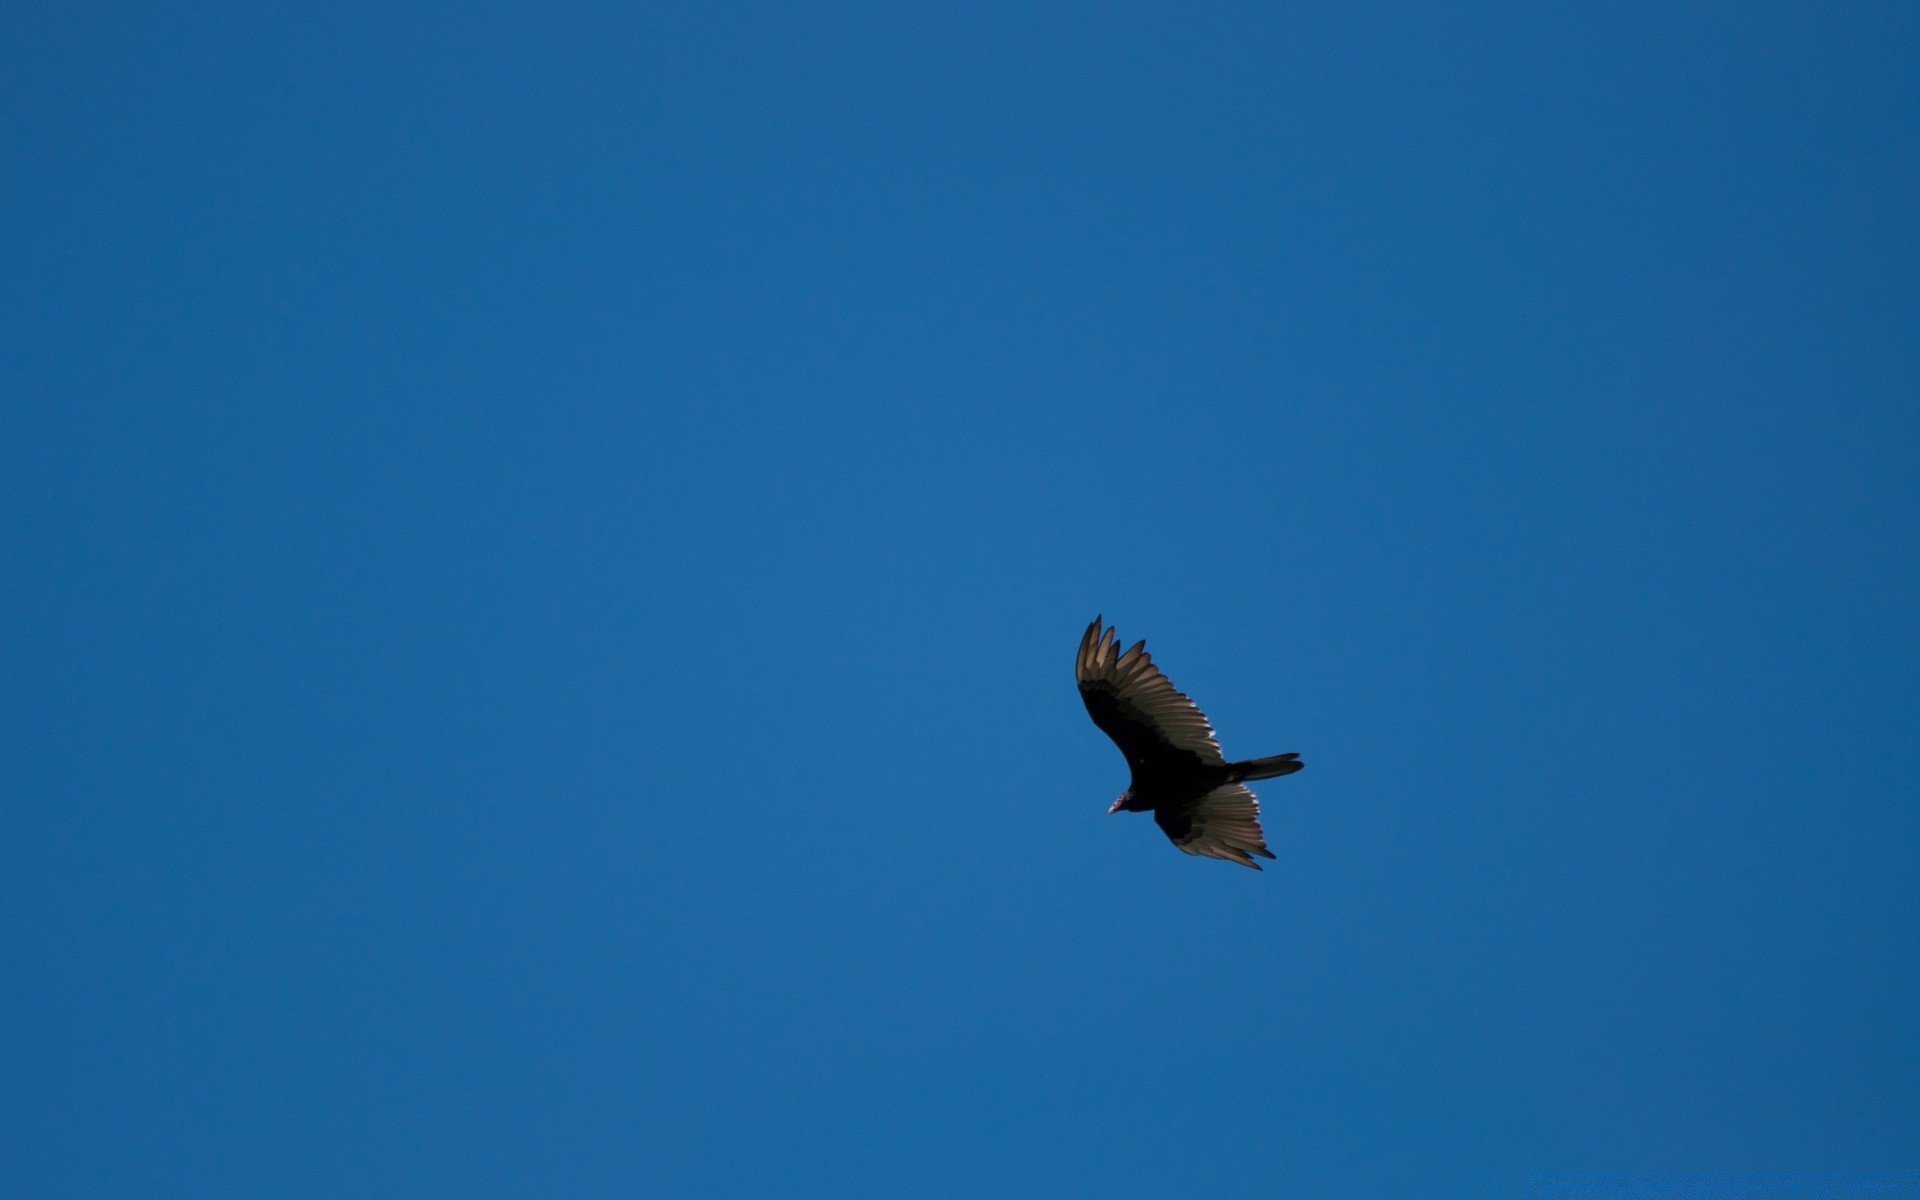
1076;617;1303;869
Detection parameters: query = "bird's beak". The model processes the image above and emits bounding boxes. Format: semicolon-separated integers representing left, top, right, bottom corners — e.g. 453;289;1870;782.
1108;797;1125;814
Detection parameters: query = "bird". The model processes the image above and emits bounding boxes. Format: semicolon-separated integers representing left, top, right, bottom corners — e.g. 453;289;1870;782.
1076;616;1303;869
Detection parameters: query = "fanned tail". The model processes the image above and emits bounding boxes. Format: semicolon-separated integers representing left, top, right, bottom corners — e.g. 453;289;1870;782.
1227;753;1303;782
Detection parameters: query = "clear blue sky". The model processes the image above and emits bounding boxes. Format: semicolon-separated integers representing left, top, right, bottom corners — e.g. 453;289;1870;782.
4;3;1916;1196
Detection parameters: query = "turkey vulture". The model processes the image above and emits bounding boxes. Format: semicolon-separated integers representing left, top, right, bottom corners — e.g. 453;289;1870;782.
1076;616;1303;869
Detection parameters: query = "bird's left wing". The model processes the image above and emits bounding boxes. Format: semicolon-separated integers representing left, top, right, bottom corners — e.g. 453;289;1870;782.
1076;617;1225;767
1153;783;1275;870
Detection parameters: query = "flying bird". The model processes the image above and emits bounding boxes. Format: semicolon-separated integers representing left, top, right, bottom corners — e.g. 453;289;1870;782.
1076;616;1303;869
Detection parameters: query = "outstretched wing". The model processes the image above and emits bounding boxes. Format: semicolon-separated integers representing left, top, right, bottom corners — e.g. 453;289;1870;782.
1153;783;1276;869
1075;617;1224;768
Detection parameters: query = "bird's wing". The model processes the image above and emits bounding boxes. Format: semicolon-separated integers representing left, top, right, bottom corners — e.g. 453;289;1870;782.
1154;783;1275;870
1075;617;1225;767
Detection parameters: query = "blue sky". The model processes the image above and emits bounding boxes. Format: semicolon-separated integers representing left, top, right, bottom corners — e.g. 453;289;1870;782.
4;3;1916;1196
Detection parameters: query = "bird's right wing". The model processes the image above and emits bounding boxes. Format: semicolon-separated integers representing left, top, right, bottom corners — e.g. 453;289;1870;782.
1153;783;1276;870
1076;617;1225;767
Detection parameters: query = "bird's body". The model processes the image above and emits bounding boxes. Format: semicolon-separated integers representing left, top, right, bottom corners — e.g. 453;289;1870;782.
1076;617;1303;869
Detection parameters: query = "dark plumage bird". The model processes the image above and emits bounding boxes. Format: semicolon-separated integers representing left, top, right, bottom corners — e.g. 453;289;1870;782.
1076;616;1304;869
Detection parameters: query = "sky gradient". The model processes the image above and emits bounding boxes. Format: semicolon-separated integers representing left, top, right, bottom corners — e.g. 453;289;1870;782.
4;3;1917;1196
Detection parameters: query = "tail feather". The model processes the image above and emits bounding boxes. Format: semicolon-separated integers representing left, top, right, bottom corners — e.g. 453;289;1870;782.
1228;753;1303;782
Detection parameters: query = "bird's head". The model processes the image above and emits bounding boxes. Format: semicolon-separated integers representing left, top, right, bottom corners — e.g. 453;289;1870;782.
1108;790;1133;815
